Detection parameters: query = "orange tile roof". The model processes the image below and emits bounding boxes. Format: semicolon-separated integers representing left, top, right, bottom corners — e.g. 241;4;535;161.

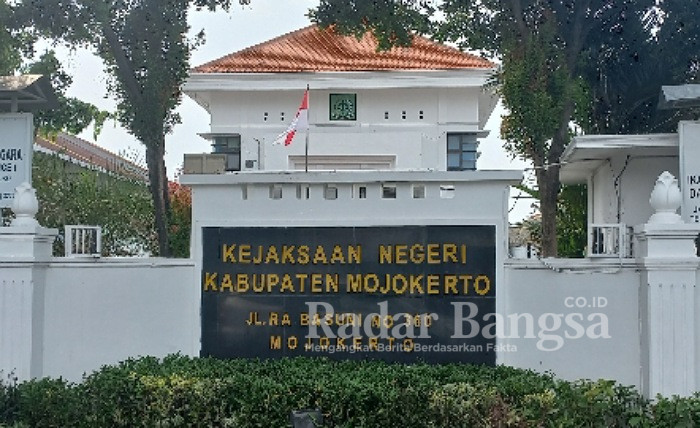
35;133;149;182
193;25;494;73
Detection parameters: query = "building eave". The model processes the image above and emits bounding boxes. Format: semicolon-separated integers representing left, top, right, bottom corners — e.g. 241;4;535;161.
183;68;496;94
560;134;679;184
180;169;523;187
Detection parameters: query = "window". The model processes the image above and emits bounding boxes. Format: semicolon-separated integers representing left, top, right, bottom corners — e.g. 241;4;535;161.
269;184;282;200
412;185;426;199
440;184;455;199
324;185;338;200
329;93;357;121
382;184;397;199
212;135;241;171
296;184;309;199
447;133;478;171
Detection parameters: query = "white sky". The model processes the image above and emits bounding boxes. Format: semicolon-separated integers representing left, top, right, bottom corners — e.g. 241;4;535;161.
51;0;534;222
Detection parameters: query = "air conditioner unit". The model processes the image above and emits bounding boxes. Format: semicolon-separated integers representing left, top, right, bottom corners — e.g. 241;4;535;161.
588;223;633;258
183;153;226;174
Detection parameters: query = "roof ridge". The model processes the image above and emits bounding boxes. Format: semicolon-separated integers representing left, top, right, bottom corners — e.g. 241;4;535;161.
36;136;98;167
192;24;495;73
194;25;316;72
49;132;148;174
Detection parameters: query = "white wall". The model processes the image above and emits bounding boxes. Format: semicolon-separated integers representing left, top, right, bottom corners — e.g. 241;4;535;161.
697;267;700;390
205;87;486;172
41;259;196;381
591;154;679;226
503;260;642;388
1;170;697;394
0;219;696;395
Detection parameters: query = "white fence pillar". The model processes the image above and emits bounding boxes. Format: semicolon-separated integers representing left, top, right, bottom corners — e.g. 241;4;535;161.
0;183;57;381
635;172;700;397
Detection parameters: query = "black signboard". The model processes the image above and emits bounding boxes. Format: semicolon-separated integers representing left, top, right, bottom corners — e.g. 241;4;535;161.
201;225;496;364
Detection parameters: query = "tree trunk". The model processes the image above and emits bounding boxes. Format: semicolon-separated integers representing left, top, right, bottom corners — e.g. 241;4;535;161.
145;139;170;257
537;166;561;257
539;91;576;258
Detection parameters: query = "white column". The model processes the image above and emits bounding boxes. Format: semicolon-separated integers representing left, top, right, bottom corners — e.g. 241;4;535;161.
0;183;57;381
636;172;700;397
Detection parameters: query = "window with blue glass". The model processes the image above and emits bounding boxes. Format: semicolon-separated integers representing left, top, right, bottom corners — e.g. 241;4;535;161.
447;133;478;171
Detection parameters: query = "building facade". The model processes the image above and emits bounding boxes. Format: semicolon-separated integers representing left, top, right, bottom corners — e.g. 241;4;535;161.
184;25;498;172
1;30;698;400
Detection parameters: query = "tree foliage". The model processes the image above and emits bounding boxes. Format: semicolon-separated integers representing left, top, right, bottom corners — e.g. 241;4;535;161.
580;0;699;135
1;1;109;137
31;151;157;256
168;180;192;258
311;0;698;257
23;51;112;138
520;184;588;258
17;0;235;256
0;0;28;74
2;150;193;257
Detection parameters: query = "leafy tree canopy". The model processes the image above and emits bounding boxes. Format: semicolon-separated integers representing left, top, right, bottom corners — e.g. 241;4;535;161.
311;0;698;256
1;0;109;137
9;151;157;256
16;0;237;256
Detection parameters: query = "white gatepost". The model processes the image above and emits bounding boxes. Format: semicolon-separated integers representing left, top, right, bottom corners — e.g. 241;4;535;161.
635;171;700;398
0;183;57;381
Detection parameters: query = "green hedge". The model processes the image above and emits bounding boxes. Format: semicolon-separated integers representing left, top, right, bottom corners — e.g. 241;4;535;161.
1;355;699;427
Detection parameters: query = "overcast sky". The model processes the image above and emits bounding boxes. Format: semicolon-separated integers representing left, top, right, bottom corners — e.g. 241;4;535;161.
52;0;533;221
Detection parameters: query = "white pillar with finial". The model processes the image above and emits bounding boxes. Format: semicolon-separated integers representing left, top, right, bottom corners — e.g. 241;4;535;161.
10;182;40;227
635;171;700;398
0;182;57;381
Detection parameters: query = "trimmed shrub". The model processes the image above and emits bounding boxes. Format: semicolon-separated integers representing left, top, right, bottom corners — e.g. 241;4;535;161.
1;355;699;427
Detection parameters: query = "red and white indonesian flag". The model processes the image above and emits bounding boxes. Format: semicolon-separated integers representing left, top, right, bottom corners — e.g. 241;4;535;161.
274;89;309;146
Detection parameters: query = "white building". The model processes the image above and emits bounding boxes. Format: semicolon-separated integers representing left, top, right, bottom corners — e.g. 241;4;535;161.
0;31;698;401
183;25;498;172
561;121;700;257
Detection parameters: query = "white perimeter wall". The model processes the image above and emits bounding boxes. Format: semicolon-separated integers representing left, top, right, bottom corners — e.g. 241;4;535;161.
698;267;700;389
1;169;697;393
40;259;196;381
503;260;642;388
1;231;697;393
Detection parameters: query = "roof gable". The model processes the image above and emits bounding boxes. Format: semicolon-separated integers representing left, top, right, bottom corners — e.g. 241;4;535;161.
193;25;494;73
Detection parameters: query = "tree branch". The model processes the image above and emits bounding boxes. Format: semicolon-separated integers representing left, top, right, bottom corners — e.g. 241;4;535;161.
565;0;592;71
508;0;529;40
548;98;576;164
100;19;145;108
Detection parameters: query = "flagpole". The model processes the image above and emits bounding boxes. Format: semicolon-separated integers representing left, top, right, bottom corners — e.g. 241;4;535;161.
304;132;309;172
304;84;310;173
